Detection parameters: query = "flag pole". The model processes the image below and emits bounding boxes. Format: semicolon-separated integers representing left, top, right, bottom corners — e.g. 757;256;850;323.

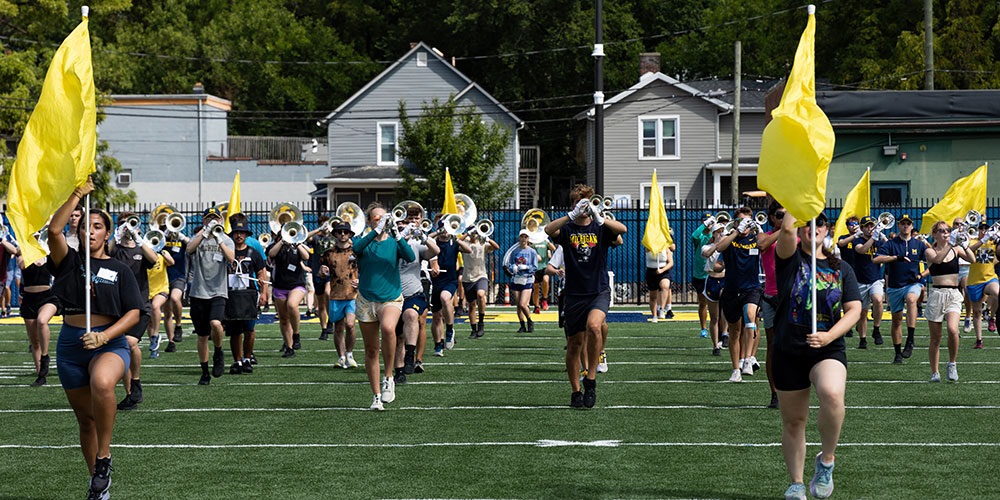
811;217;817;335
85;194;91;333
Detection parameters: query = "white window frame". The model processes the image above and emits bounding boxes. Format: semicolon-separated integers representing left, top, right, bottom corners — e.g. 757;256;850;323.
416;52;428;67
637;115;680;160
376;121;399;166
639;181;680;208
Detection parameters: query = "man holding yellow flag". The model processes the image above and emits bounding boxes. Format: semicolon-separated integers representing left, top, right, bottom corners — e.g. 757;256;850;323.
642;171;676;322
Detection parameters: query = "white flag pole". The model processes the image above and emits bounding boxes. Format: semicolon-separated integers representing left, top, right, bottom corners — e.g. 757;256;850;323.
811;217;817;335
85;195;91;333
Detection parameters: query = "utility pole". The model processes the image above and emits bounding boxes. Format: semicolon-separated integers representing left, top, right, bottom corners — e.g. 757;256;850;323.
593;0;605;194
924;0;934;90
731;41;741;206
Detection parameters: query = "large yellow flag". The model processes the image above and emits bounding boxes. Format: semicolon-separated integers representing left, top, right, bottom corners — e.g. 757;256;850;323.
7;15;96;263
223;170;241;233
443;168;458;214
833;169;870;241
919;163;988;234
642;170;673;252
757;7;835;226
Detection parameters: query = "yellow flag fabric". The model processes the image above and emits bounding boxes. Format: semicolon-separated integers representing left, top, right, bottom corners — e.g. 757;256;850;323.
642;170;673;252
833;169;870;241
757;12;835;226
443;168;458;214
224;171;241;233
919;164;988;234
7;18;96;263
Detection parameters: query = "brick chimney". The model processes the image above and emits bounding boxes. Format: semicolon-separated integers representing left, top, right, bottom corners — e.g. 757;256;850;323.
639;53;661;77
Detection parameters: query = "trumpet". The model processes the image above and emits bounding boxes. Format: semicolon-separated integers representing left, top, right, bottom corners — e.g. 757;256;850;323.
474;219;494;239
454;193;478;229
143;229;166;253
876;212;895;231
965;210;982;228
165;213;186;235
521;208;550;244
268;202;303;235
150;204;178;228
603;210;616;221
335;202;365;236
754;211;768;226
123;215;141;233
589;195;614;210
206;221;226;240
419;218;433;233
281;221;307;244
258;233;272;246
966;224;980;240
441;213;466;237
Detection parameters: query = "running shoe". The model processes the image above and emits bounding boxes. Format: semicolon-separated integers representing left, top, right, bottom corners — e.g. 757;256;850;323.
858;337;867;350
767;392;779;409
892;352;903;364
872;330;883;345
809;452;835;498
650;317;658;324
174;326;184;342
149;348;159;359
346;352;358;367
476;322;485;338
582;378;596;408
570;391;584;408
964;317;973;333
946;362;959;382
533;306;540;314
700;329;709;338
149;334;160;355
901;339;914;359
198;373;211;385
87;456;112;500
281;348;296;358
381;376;396;403
250;354;259;365
527;320;534;333
413;360;424;373
393;369;407;385
990;318;997;332
596;351;608;373
783;482;806;500
242;360;253;374
542;300;549;311
741;360;753;376
434;341;445;357
750;356;760;372
116;394;138;411
974;339;983;349
30;374;46;388
403;351;415;374
292;334;302;350
517;324;527;332
279;344;288;353
336;356;348;369
930;371;941;383
212;349;225;376
230;362;242;375
729;369;742;382
664;309;674;319
721;334;729;348
712;347;721;356
468;328;478;339
445;331;455;349
319;330;329;341
164;341;176;353
370;394;384;411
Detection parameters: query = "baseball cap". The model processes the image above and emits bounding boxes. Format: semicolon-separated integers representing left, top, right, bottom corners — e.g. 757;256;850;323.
203;207;223;220
518;229;531;237
229;220;251;235
333;221;354;234
898;214;913;223
859;216;875;227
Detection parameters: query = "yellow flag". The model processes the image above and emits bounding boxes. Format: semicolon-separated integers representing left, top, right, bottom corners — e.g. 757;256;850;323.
919;164;988;234
224;170;241;233
7;16;96;263
757;8;835;226
833;169;870;241
642;170;673;252
443;168;458;214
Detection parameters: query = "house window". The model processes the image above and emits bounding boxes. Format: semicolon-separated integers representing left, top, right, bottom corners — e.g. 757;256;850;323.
638;115;679;159
335;191;360;206
872;182;908;206
377;122;398;165
375;191;395;207
640;182;680;208
417;52;427;67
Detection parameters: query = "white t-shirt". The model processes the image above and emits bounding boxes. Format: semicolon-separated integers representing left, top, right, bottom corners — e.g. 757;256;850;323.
645;249;668;269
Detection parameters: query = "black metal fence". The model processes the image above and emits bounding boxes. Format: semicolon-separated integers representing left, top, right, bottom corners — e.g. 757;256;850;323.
93;198;1000;305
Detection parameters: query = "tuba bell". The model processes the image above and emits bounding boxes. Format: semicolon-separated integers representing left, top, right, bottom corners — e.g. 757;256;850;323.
150;204;178;228
281;221;307;244
335;202;365;236
454;194;477;229
143;229;166;253
521;208;550;244
268;202;303;234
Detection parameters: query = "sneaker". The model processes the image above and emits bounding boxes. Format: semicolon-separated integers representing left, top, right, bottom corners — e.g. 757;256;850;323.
527;320;534;333
990;318;997;332
445;331;455;349
946;362;958;382
664;309;674;319
30;374;46;387
403;351;415;374
917;305;923;318
858;337;867;349
414;360;424;374
700;328;709;338
892;352;903;364
212;349;225;377
582;378;596;408
319;330;329;341
767;392;779;409
542;300;549;311
901;339;914;359
242;360;253;374
116;394;138;411
712;347;721;356
721;334;729;348
741;360;753;376
729;369;742;382
292;334;301;350
517;324;527;332
198;373;211;385
468;328;478;340
279;344;288;353
872;330;884;345
381;376;396;404
230;362;243;375
87;456;112;500
336;356;348;369
174;327;184;343
370;394;384;411
596;351;608;373
149;334;160;354
570;391;584;408
346;352;358;367
164;341;176;353
750;356;760;372
930;371;941;383
150;349;159;359
964;317;973;333
533;306;540;314
434;342;445;357
394;370;407;385
783;482;806;500
281;348;296;358
809;453;835;498
974;339;983;349
658;307;667;320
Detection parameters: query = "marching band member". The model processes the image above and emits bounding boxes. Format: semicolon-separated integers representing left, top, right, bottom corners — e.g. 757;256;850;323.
429;217;471;355
531;237;555;314
162;223;189;353
187;207;236;385
506;230;539;333
691;214;714;338
852;217;886;348
967;222;999;348
644;245;674;323
321;220;359;369
701;224;727;357
461;226;497;338
873;214;926;364
223;217;268;374
924;220;976;381
267;221;310;358
48;178;141;499
145;235;174;360
545;184;626;408
307;215;333;340
757;201;786;408
393;207;438;382
11;239;60;387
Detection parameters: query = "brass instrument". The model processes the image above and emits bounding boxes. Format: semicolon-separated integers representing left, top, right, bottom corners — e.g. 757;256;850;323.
588;195;614;210
213;202;229;224
521;208;550;244
268;202;303;234
122;215;141;233
475;219;494;238
715;211;732;225
335;202;365;236
207;221;226;240
876;212;895;231
419;218;433;233
967;224;980;240
150;204;179;228
454;193;477;229
603;211;616;221
754;211;768;226
165;213;186;235
143;229;166;253
258;233;272;246
965;210;983;228
391;200;424;223
441;213;467;237
281;221;307;244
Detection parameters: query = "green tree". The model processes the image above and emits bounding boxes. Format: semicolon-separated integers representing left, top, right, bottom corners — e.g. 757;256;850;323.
395;98;514;208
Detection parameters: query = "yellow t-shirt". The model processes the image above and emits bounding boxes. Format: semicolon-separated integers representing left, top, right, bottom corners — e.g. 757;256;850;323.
147;255;170;299
968;239;998;286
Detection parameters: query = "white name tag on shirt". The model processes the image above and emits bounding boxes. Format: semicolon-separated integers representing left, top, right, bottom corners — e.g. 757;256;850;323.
171;246;180;253
748;249;759;256
96;267;118;282
513;276;529;285
213;253;223;262
133;253;143;260
287;264;297;272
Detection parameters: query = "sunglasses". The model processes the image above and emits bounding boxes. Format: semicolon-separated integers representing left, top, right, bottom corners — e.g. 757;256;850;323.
774;212;785;219
900;221;913;225
334;230;351;235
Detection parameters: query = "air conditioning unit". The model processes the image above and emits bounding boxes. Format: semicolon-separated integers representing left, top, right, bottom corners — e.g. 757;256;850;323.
116;171;132;186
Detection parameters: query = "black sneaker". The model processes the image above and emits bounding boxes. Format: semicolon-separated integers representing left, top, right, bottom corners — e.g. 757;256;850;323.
902;339;914;359
279;344;288;353
665;309;675;319
527;320;534;333
892;352;903;364
292;334;301;350
87;456;112;500
468;328;478;340
116;394;138;411
198;373;211;385
174;327;184;342
712;347;721;356
212;349;225;377
281;348;296;358
478;321;485;336
570;391;584;408
767;392;779;409
131;382;143;403
250;354;258;365
413;360;424;374
721;335;729;348
751;358;760;372
319;330;329;341
858;337;867;349
394;370;407;385
230;362;243;375
30;374;46;387
516;325;527;333
164;341;176;353
403;351;415;374
582;379;597;408
873;330;884;345
242;361;253;374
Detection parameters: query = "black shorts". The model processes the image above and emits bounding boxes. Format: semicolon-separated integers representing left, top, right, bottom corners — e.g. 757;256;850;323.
691;277;706;296
563;290;611;337
534;270;547;282
430;281;458;312
125;312;150;339
169;278;186;293
721;287;762;325
20;289;59;320
773;347;847;391
223;320;256;337
191;297;227;336
462;278;487;298
645;267;672;289
313;277;330;296
703;276;725;302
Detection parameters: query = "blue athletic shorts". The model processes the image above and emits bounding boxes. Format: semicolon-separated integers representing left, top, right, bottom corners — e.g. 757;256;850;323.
431;280;458;312
887;283;923;313
329;299;357;323
509;281;534;292
967;279;998;303
702;276;725;303
223;320;256;337
57;323;130;390
403;294;427;316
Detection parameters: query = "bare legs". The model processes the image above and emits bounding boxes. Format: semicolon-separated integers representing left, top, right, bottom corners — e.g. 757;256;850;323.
65;353;127;472
778;359;846;484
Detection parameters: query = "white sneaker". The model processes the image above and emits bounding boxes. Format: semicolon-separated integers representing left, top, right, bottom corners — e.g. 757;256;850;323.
964;317;973;333
930;372;941;383
370;394;384;411
741;360;753;376
651;316;659;323
729;369;743;382
346;352;358;367
749;356;760;372
946;362;958;381
658;307;667;319
596;351;608;373
381;376;395;403
336;356;347;369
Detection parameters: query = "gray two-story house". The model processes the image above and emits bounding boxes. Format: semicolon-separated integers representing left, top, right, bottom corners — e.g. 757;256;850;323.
577;53;772;207
318;42;525;209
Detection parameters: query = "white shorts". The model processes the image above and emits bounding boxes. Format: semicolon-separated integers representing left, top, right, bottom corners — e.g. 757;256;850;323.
925;287;963;323
858;280;885;310
355;293;403;323
304;271;315;292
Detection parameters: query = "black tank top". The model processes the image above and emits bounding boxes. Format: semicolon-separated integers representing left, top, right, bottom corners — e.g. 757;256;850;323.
929;249;959;277
22;263;53;287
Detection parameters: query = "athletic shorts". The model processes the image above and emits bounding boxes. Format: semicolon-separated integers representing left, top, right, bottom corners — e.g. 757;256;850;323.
462;278;487;299
273;286;306;301
772;347;846;392
858;280;885;310
19;289;59;320
959;265;970;280
223;319;256;337
169;278;186;293
509;281;534;292
645;267;672;289
356;293;403;323
703;276;724;303
313;278;329;296
329;299;357;323
721;287;762;325
967;279;998;303
691;277;706;297
149;291;169;302
760;295;778;329
125;312;150;339
925;286;963;322
57;323;130;390
563;290;611;337
887;283;923;313
431;280;458;312
403;294;428;316
190;297;226;336
534;270;547;283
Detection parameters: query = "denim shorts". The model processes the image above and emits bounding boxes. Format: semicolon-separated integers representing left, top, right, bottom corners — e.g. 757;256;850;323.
57;323;130;390
887;283;923;313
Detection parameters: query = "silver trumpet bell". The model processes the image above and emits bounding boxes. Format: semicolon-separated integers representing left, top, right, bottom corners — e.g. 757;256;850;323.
268;202;303;234
876;212;895;230
965;210;983;228
123;215;142;233
419;218;433;233
755;211;768;226
258;233;272;246
144;229;166;253
281;221;307;244
441;213;467;237
475;219;494;238
165;213;186;234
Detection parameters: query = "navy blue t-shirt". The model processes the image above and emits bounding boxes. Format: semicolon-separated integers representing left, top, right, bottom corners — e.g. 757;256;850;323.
721;232;761;291
432;238;460;285
851;237;883;285
838;234;856;269
164;237;187;282
552;220;616;296
877;236;926;288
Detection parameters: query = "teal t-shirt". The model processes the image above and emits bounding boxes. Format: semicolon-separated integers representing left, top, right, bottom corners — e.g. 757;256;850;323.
691;224;714;280
352;231;415;302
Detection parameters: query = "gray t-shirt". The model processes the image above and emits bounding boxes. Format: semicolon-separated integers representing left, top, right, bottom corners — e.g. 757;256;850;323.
399;238;428;298
463;241;488;283
188;235;234;299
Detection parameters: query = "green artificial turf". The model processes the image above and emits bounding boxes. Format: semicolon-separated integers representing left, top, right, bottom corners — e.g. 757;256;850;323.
1;318;999;499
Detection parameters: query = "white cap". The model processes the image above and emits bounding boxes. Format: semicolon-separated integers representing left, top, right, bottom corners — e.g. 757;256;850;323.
807;4;815;15
82;6;89;18
519;229;531;237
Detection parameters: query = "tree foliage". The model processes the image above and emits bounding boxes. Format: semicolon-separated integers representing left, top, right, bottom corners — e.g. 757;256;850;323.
395;98;514;208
